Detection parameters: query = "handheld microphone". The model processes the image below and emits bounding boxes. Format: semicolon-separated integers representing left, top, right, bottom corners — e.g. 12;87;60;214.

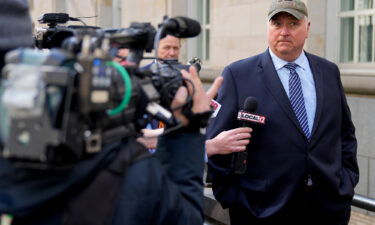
163;17;201;38
233;97;266;174
237;97;266;128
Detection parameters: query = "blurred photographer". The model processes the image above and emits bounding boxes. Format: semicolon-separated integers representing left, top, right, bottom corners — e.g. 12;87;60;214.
136;34;182;150
0;0;33;70
157;34;181;60
0;65;216;225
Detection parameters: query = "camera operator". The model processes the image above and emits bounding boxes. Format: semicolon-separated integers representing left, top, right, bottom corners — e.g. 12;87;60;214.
0;0;33;70
136;34;183;150
0;65;217;225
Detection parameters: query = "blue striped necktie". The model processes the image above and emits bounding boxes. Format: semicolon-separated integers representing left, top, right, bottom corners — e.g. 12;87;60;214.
284;63;311;140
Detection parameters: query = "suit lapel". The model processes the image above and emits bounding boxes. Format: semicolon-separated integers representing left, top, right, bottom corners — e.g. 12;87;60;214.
305;53;324;141
258;50;306;138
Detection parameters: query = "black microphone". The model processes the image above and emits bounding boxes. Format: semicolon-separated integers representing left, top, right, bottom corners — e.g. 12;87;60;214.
233;97;266;174
237;97;266;128
163;17;201;38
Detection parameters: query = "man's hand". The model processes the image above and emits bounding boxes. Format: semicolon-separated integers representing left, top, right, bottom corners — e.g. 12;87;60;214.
136;128;164;149
206;76;223;100
206;127;252;157
171;66;222;126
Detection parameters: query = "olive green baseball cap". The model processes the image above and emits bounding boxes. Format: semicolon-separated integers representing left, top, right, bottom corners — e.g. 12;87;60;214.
268;0;308;20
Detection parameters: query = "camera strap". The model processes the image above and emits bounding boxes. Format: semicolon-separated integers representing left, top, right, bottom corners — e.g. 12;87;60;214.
63;139;151;225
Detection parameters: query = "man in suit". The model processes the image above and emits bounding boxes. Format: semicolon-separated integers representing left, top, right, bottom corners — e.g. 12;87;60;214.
206;0;359;224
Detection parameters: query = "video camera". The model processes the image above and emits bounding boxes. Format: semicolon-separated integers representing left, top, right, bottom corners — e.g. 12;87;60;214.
0;14;204;169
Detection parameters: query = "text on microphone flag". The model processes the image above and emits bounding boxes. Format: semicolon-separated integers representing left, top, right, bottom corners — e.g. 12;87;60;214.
237;110;266;124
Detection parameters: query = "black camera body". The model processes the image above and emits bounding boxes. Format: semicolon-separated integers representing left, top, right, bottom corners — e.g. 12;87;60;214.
149;60;188;109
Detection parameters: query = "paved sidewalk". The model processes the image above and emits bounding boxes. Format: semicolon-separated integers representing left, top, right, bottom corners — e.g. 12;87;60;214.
350;211;375;225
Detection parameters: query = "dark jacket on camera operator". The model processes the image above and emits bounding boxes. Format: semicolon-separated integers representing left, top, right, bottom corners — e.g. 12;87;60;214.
0;130;205;225
0;0;33;69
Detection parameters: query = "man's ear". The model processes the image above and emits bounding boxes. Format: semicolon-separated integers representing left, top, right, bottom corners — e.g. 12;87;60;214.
306;21;311;38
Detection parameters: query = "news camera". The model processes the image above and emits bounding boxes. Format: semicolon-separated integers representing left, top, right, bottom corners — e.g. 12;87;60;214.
36;13;201;110
0;14;204;169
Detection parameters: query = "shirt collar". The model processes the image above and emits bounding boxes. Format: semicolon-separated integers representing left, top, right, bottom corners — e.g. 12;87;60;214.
268;48;308;71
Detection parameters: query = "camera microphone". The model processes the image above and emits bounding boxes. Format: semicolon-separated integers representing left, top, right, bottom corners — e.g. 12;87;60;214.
163;17;201;38
38;13;70;24
232;97;266;174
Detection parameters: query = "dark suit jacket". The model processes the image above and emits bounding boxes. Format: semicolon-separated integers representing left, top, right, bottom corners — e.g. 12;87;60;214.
207;49;359;218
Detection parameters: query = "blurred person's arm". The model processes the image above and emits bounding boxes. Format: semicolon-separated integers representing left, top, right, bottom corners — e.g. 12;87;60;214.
205;66;243;176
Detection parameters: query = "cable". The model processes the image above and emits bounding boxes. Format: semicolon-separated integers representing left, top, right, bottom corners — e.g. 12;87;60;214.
69;17;88;26
75;16;98;19
105;61;132;116
139;123;184;139
162;123;184;136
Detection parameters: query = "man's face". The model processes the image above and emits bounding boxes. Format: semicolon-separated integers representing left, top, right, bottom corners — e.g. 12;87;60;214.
267;12;310;61
157;35;181;60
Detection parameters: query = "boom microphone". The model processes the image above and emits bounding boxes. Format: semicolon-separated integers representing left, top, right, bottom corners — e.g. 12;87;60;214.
163;17;201;38
233;97;266;174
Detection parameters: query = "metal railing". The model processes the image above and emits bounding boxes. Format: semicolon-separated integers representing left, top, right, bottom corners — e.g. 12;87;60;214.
352;194;375;212
204;192;375;225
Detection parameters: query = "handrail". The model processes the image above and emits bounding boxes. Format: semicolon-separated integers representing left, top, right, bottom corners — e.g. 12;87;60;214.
352;194;375;212
203;192;375;225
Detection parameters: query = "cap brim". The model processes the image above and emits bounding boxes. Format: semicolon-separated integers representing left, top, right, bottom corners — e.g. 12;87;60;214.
268;8;305;20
